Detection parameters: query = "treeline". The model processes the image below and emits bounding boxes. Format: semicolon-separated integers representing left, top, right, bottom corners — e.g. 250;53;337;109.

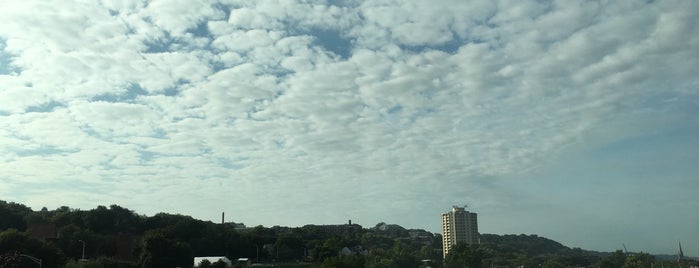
1;200;687;268
0;200;442;267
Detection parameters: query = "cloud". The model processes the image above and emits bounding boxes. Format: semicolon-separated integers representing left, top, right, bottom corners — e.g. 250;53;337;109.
1;0;698;253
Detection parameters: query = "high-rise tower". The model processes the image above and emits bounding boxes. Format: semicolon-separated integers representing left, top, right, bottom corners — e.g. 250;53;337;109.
441;206;479;258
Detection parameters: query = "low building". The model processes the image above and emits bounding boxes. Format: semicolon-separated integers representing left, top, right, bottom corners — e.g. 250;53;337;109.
237;258;251;267
305;220;362;236
194;256;232;267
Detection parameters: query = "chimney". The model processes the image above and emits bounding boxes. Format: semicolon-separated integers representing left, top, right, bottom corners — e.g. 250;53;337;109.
222;212;225;224
348;219;352;225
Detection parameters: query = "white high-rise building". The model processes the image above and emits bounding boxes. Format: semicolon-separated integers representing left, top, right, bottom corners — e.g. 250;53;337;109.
441;206;479;258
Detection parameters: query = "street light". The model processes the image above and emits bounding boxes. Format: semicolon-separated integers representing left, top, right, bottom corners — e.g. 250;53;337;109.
254;245;259;261
78;240;86;260
20;253;42;268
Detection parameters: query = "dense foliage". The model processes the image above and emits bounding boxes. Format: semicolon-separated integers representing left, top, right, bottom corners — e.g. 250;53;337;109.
0;200;692;268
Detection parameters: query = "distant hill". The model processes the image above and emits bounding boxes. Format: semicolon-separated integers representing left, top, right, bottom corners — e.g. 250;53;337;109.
2;199;693;268
481;233;569;256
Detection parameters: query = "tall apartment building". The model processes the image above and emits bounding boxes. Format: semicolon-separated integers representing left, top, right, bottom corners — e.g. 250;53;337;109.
441;206;479;258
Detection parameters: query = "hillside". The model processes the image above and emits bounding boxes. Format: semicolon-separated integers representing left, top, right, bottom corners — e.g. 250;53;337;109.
1;200;692;268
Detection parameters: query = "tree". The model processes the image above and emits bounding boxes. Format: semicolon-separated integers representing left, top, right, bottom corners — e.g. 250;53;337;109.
137;230;193;268
390;253;420;268
0;229;67;267
0;204;27;231
446;244;483;268
197;259;211;268
598;250;627;268
322;255;365;268
541;259;565;268
275;234;304;260
622;253;654;268
210;259;228;268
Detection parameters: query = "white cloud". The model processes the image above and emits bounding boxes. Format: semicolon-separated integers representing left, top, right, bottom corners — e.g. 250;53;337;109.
1;0;698;253
141;0;227;35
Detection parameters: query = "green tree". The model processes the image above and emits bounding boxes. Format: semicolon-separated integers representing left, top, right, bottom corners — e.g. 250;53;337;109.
390;253;420;268
321;255;365;268
622;253;654;268
0;202;28;231
198;259;212;268
210;259;228;268
0;229;67;268
446;244;483;268
275;234;304;260
598;250;627;268
541;259;565;268
137;230;193;268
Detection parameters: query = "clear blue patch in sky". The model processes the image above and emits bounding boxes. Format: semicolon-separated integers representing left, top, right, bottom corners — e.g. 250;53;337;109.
143;32;173;53
410;108;436;123
387;105;403;114
15;145;77;157
213;3;232;21
401;36;464;54
217;157;246;170
326;0;360;8
380;105;404;126
92;83;148;103
107;9;119;16
210;60;227;73
138;150;156;162
274;139;285;149
151;128;168;139
593;123;699;168
25;100;64;113
165;78;191;96
78;124;112;142
163;87;179;97
310;29;353;59
190;21;210;38
0;39;21;75
520;120;699;195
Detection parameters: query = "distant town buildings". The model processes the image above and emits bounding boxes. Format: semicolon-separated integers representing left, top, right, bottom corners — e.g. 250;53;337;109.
441;206;479;258
303;220;363;235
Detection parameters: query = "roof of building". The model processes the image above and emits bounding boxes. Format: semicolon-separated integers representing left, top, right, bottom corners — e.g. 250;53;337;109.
194;256;232;267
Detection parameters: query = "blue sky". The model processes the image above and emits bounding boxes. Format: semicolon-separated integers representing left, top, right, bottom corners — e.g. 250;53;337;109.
1;0;698;255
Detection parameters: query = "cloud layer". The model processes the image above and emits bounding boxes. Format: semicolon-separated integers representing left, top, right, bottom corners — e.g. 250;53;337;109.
1;0;698;254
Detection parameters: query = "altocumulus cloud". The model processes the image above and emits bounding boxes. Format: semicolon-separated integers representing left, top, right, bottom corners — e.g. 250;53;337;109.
1;0;698;254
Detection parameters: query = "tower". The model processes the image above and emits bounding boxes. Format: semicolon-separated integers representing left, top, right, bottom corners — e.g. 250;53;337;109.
441;206;479;258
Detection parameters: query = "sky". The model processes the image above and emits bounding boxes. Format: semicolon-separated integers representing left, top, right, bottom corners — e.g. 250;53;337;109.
0;0;697;256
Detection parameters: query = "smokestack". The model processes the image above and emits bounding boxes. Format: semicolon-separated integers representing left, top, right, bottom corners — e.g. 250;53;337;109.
348;219;352;225
222;212;225;224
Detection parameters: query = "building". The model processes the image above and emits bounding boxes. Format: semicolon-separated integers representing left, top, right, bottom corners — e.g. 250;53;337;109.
193;256;232;267
441;206;479;258
303;220;363;236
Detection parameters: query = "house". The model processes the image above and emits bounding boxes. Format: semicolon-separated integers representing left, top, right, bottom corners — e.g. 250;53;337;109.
237;258;251;267
193;256;233;267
